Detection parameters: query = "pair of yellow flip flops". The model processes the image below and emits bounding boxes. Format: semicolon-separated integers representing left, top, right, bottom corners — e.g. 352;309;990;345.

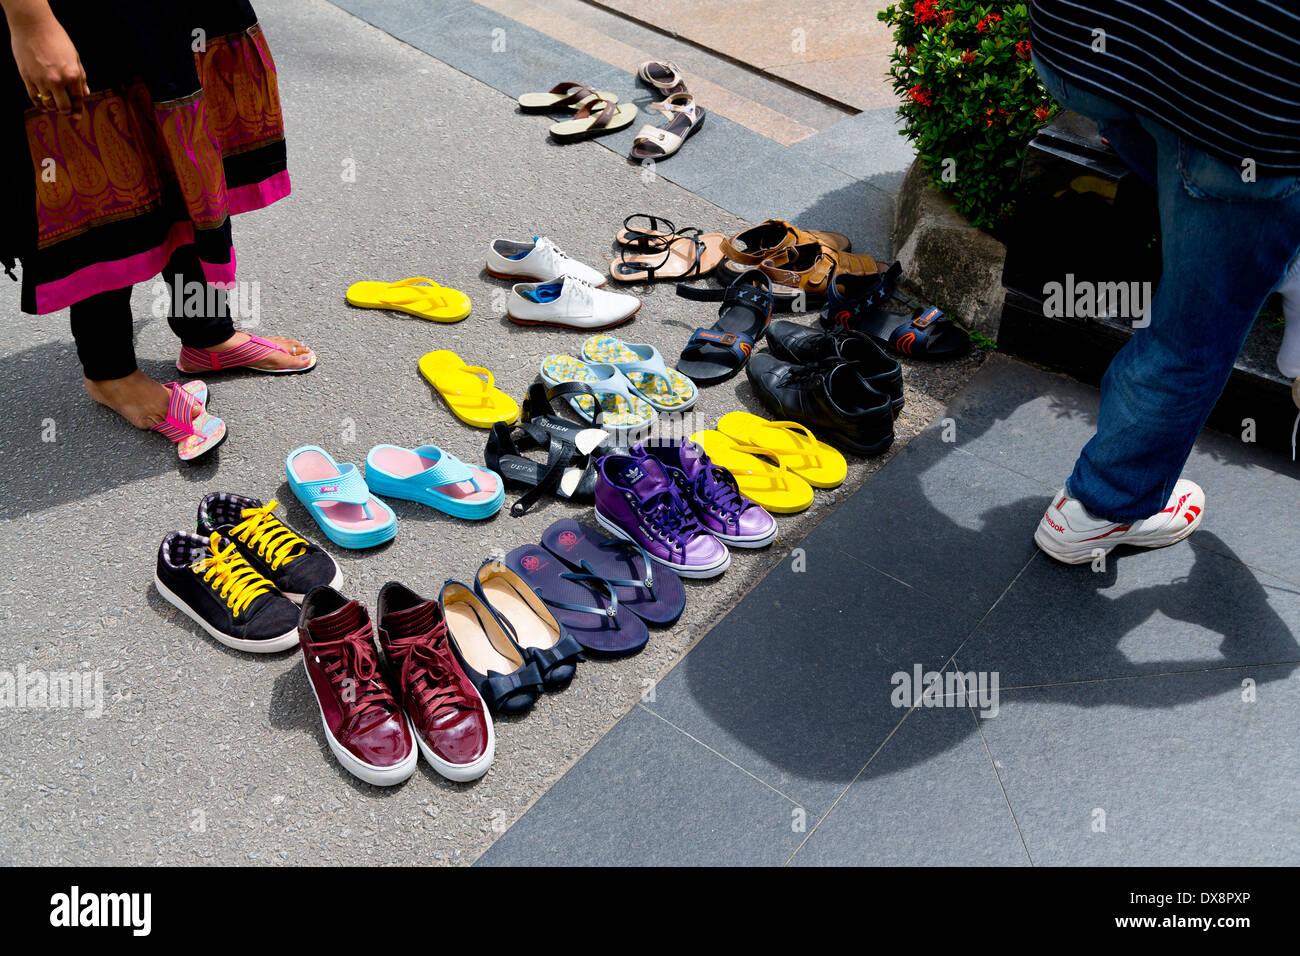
347;277;472;323
691;412;846;514
419;350;518;428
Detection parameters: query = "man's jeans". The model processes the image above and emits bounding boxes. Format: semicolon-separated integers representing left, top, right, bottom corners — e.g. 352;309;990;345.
1033;54;1300;521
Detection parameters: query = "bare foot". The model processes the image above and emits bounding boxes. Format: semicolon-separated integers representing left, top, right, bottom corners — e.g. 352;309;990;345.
178;331;315;372
84;371;199;430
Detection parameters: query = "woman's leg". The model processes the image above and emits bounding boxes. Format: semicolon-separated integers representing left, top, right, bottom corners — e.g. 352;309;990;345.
164;244;314;372
73;286;192;429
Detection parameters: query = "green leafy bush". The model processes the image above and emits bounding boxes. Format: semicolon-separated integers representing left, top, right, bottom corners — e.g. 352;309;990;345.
878;1;1059;231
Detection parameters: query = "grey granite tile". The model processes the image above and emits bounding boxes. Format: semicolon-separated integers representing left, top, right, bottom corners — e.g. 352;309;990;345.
956;537;1300;687
642;552;978;814
979;664;1300;864
789;105;914;188
804;431;1049;616
791;701;1029;866
696;150;891;252
475;706;805;866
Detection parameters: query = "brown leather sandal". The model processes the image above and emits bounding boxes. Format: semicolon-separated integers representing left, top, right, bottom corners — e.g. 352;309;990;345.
518;82;618;113
549;98;638;142
759;242;886;300
719;218;853;278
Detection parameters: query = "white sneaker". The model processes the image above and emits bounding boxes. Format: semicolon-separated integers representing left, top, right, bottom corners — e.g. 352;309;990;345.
508;277;640;330
486;236;606;287
1034;479;1206;565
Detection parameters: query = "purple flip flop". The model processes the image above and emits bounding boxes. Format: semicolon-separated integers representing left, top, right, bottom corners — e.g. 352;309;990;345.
504;543;649;657
540;518;685;626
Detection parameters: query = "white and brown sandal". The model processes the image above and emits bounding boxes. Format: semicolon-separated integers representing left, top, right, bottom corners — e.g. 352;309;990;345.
518;82;618;113
636;59;687;96
630;94;705;161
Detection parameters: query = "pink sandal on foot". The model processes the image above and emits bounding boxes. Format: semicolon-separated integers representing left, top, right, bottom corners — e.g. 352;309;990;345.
150;382;228;461
177;334;316;375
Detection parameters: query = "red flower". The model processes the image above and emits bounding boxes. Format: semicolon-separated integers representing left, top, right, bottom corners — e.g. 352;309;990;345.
960;49;976;65
907;84;934;107
939;8;954;24
1015;40;1032;59
976;13;1002;33
914;0;939;25
1033;104;1052;122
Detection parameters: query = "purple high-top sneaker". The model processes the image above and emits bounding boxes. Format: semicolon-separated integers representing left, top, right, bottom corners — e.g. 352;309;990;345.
635;440;777;549
594;454;731;579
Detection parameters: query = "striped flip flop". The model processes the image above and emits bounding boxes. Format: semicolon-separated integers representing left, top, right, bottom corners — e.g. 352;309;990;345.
178;334;316;375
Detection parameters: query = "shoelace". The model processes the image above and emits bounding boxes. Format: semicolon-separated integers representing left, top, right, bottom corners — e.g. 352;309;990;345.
227;500;307;570
191;532;273;618
693;465;744;517
566;276;596;311
640;487;701;550
313;626;395;732
386;623;472;718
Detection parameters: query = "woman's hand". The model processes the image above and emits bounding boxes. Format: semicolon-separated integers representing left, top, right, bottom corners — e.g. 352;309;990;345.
6;4;89;117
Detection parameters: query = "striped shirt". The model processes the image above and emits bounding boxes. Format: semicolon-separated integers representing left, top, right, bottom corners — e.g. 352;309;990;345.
1030;0;1300;173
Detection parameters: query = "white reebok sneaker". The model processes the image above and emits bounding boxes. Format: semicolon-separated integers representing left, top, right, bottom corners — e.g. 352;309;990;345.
1034;479;1206;565
507;277;640;330
486;236;606;287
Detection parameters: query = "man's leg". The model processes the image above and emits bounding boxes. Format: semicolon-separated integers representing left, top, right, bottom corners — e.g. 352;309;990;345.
1066;121;1300;521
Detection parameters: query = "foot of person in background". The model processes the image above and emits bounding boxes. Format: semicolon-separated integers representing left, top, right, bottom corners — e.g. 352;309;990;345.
177;331;315;373
84;370;200;430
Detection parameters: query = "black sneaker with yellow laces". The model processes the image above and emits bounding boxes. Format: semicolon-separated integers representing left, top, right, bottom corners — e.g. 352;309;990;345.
154;531;301;653
197;493;341;603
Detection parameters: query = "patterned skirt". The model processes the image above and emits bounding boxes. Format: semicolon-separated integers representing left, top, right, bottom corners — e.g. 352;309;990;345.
0;0;289;314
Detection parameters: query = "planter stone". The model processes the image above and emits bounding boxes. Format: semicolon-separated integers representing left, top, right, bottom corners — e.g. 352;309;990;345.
891;157;1006;335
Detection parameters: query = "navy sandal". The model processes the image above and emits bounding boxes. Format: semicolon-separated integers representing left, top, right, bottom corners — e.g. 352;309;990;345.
859;304;971;359
439;581;543;715
504;543;649;657
540;518;685;626
819;261;902;332
674;269;773;385
474;560;585;690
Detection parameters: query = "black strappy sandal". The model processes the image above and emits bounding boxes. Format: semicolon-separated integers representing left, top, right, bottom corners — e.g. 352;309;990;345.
486;383;609;516
609;229;725;283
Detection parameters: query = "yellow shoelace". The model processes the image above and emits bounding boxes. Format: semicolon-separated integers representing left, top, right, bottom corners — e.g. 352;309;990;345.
192;532;274;618
227;500;307;570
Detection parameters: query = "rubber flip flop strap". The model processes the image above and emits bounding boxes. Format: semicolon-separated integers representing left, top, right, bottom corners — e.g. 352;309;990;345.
580;549;655;593
300;462;373;513
574;97;616;128
609;348;682;401
410;449;476;490
568;374;642;426
150;382;201;443
681;328;754;367
548;570;621;620
437;365;498;408
892;306;945;356
179;334;287;372
749;419;826;469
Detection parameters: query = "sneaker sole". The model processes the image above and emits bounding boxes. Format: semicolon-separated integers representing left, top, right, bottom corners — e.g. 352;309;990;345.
594;508;731;579
154;573;299;653
413;713;495;783
1033;504;1207;565
712;522;778;550
507;302;641;331
301;657;419;787
280;563;345;605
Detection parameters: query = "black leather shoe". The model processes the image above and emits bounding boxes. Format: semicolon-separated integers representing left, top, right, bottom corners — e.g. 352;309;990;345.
765;322;904;414
745;354;895;456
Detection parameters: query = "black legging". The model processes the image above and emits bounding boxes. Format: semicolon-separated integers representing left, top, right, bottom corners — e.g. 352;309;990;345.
69;244;237;381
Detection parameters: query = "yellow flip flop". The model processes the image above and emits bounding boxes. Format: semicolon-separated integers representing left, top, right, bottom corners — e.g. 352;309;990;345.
418;350;518;428
689;430;814;513
715;411;847;488
347;277;472;323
